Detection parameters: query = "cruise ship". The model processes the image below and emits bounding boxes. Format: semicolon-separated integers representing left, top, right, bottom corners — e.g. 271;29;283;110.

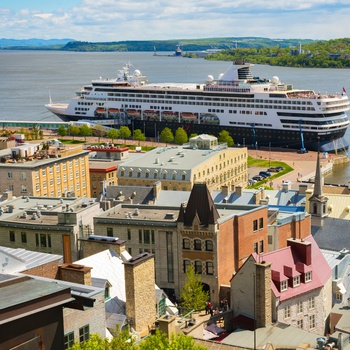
46;61;350;152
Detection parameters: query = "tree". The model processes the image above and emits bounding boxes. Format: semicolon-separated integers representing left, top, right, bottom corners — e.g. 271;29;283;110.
189;133;198;140
159;127;174;145
180;265;209;312
133;129;146;145
92;124;106;143
68;125;80;139
79;124;92;141
174;127;188;145
57;125;67;137
106;128;120;143
119;126;131;141
218;130;234;147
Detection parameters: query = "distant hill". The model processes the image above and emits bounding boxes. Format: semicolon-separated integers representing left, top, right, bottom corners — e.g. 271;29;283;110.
0;38;75;49
0;37;315;51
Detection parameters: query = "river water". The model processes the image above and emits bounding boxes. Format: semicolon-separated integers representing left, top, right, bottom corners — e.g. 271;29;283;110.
1;50;350;183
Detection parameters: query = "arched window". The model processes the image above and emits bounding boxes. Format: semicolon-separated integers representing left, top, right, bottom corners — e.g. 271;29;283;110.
183;260;191;273
205;240;213;251
194;239;201;250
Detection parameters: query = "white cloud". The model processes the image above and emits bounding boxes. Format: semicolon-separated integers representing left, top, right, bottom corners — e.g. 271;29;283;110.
0;1;349;41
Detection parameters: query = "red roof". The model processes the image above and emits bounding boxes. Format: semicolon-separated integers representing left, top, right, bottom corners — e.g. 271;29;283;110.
254;235;331;301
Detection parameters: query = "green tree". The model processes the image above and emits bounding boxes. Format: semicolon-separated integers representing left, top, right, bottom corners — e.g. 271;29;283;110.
159;127;174;145
189;133;198;139
133;129;146;145
92;124;106;143
68;125;80;139
180;265;209;312
218;130;234;147
139;330;206;350
119;126;132;141
79;124;92;141
57;125;67;137
106;128;120;143
174;127;188;145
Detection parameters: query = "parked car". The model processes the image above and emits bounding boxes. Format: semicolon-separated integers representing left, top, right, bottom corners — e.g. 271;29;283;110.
267;167;280;172
252;175;263;181
259;171;271;178
276;166;284;171
248;178;257;185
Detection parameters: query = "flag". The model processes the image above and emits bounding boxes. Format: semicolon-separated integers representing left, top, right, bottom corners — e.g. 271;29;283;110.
342;87;346;95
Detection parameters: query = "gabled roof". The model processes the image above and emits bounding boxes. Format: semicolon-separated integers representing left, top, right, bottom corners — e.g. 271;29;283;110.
106;185;155;204
255;235;331;301
179;183;220;227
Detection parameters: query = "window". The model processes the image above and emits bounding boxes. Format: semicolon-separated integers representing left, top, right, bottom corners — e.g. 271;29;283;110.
9;231;15;242
293;275;300;287
284;306;291;319
205;240;213;251
281;280;288;291
194;261;202;274
104;285;110;300
183;238;190;250
7;172;13;179
259;240;264;253
144;230;150;244
253;219;258;231
20;171;26;180
183;260;190;273
21;232;27;243
21;185;27;193
254;242;258;253
297;301;303;314
309;315;315;330
194;239;201;250
79;325;90;343
127;228;131;240
64;331;75;349
268;235;273;244
139;229;142;243
305;271;312;283
259;217;263;229
308;297;315;310
36;233;52;248
151;230;155;244
206;261;214;275
335;293;342;302
297;319;303;329
107;227;113;237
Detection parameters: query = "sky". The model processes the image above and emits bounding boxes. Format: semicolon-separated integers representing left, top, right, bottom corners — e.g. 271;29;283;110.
1;1;350;42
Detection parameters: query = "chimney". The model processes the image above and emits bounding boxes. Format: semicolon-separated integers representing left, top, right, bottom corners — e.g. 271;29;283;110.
60;263;92;286
255;261;272;327
287;238;312;266
3;191;13;201
221;185;229;196
123;253;157;336
298;183;308;194
158;315;176;340
235;186;242;196
80;237;126;259
153;181;162;200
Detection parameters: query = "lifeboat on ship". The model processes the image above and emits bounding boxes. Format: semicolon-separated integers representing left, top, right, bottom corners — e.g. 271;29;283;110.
181;112;198;122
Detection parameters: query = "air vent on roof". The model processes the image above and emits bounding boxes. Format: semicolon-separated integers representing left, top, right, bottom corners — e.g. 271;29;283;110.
165;212;175;219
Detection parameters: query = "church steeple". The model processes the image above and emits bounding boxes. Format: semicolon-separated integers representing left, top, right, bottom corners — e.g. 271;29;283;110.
308;146;328;223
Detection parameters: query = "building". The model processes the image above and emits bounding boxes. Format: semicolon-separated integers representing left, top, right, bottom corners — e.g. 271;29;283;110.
93;183;271;303
0;195;101;263
0;144;90;198
88;145;130;197
230;236;332;335
0;274;75;350
116;134;248;191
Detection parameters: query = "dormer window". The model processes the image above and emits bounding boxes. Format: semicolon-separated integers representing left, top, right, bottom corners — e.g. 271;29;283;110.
281;280;288;291
293;275;300;287
305;271;312;283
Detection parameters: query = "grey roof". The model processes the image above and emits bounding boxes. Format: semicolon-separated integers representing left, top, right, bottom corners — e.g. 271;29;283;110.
155;190;190;207
106;185;155;204
311;217;350;251
222;322;323;349
0;246;62;274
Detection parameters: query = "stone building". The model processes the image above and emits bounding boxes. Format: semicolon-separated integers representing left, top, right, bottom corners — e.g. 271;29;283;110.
0;145;90;198
0;195;100;263
230;236;332;335
116;134;248;191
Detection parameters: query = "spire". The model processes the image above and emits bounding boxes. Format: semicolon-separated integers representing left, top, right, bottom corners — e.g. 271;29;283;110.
313;149;323;197
180;183;220;227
